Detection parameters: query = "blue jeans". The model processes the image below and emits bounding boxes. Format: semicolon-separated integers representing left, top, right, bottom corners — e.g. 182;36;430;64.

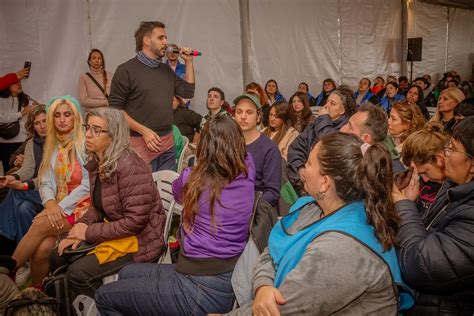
95;263;235;316
150;145;176;172
0;189;43;243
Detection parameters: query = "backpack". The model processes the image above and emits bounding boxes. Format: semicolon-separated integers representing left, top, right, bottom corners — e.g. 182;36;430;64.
43;265;72;316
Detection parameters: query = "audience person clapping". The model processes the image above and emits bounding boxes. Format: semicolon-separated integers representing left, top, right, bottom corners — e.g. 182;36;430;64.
393;116;474;315
11;96;90;288
50;107;166;303
78;49;113;112
96;114;256;315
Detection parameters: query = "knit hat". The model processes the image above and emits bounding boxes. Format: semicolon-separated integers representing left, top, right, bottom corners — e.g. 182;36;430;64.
46;95;81;113
233;93;262;109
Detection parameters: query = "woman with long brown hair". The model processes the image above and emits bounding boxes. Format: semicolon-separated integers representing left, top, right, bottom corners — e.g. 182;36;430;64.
227;132;413;315
96;114;256;315
263;101;299;161
288;91;315;133
388;101;426;154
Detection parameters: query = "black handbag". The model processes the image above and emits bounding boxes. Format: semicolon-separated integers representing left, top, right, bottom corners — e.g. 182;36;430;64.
0;97;21;139
62;241;98;263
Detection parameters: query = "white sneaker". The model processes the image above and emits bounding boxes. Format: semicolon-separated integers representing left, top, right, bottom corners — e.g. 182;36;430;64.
15;266;30;287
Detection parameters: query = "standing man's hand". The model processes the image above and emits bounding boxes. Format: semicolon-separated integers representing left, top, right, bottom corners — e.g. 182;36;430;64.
179;47;194;63
141;127;162;152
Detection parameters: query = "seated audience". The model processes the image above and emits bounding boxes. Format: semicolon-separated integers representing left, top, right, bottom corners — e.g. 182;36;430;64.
398;75;410;95
314;78;337;107
95;114;256;315
78;49;113;112
297;82;316;107
353;77;378;107
371;76;385;95
406;84;430;119
0;81;31;173
172;95;201;141
11;96;90;288
263;101;299;161
50;107;166;303
430;87;465;134
199;87;227;131
340;103;405;173
265;79;286;106
393;116;474;315
379;82;405;113
454;97;474;120
287;86;354;189
288;91;315;133
246;82;270;127
388;101;426;155
0;105;47;255
400;122;447;214
234;94;282;207
414;76;438;108
227;132;413;315
0;68;29;91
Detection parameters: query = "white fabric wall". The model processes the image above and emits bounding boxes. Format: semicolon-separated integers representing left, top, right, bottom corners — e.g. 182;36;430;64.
1;0;473;115
406;1;474;83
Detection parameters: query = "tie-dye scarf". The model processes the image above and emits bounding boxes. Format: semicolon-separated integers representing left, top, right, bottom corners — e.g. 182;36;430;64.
54;133;74;202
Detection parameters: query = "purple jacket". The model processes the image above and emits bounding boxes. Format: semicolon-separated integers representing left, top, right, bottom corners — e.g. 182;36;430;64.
172;155;256;259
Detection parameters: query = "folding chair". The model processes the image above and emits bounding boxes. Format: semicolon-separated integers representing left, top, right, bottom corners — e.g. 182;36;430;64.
176;136;189;174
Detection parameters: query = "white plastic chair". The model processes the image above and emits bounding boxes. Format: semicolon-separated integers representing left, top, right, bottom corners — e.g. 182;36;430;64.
152;170;182;263
176;136;190;174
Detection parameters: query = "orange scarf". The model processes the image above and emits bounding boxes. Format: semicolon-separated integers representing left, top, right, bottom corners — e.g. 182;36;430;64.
54;133;74;202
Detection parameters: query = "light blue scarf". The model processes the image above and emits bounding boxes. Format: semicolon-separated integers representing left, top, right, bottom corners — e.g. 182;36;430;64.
136;51;162;68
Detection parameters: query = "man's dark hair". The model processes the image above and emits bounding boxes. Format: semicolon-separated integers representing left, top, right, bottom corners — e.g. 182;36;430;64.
452;116;474;157
208;87;225;101
398;76;408;84
358;102;388;143
135;21;165;51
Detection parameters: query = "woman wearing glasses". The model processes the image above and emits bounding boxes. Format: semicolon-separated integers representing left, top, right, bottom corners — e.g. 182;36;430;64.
393;116;474;315
12;96;90;289
51;107;165;303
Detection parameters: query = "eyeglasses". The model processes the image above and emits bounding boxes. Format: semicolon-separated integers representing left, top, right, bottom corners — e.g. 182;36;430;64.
82;124;108;137
443;140;472;159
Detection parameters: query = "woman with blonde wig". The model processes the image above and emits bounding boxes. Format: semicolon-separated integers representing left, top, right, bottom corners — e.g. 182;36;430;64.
12;95;90;288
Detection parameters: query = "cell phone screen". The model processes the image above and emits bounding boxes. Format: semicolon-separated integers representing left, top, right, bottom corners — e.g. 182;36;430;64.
23;61;32;78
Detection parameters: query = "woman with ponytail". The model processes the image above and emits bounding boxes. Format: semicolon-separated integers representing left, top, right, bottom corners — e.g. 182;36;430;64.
95;114;256;315
227;132;414;315
78;49;113;112
11;96;90;288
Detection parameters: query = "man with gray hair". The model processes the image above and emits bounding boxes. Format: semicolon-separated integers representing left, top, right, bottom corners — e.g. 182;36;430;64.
340;102;404;173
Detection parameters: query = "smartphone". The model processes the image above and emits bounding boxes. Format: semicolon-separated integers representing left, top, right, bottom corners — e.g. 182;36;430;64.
23;61;32;78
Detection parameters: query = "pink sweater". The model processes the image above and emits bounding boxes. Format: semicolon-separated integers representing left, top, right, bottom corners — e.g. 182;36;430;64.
77;68;113;110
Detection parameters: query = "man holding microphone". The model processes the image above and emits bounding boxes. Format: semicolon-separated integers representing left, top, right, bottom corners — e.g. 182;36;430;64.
109;21;195;171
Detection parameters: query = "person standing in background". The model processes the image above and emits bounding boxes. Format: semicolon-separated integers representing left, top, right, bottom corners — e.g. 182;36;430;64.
78;49;113;112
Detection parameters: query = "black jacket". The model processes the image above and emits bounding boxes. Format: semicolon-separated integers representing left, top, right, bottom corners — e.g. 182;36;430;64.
396;180;474;315
173;107;202;141
286;114;348;185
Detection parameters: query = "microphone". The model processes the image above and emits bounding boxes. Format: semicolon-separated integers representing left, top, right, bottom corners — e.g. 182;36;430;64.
166;46;201;56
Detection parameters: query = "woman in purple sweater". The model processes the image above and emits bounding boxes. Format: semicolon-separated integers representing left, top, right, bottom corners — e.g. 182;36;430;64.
96;114;256;315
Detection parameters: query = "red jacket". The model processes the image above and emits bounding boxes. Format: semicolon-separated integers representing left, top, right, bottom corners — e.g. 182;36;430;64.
79;150;166;262
0;73;18;91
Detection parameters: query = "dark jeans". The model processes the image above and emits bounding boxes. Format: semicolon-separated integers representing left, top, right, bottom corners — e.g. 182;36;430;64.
95;263;235;316
0;142;22;173
49;251;134;303
0;189;43;244
150;145;176;172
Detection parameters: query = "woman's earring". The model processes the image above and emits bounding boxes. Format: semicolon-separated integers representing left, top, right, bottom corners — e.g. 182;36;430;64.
315;191;326;200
